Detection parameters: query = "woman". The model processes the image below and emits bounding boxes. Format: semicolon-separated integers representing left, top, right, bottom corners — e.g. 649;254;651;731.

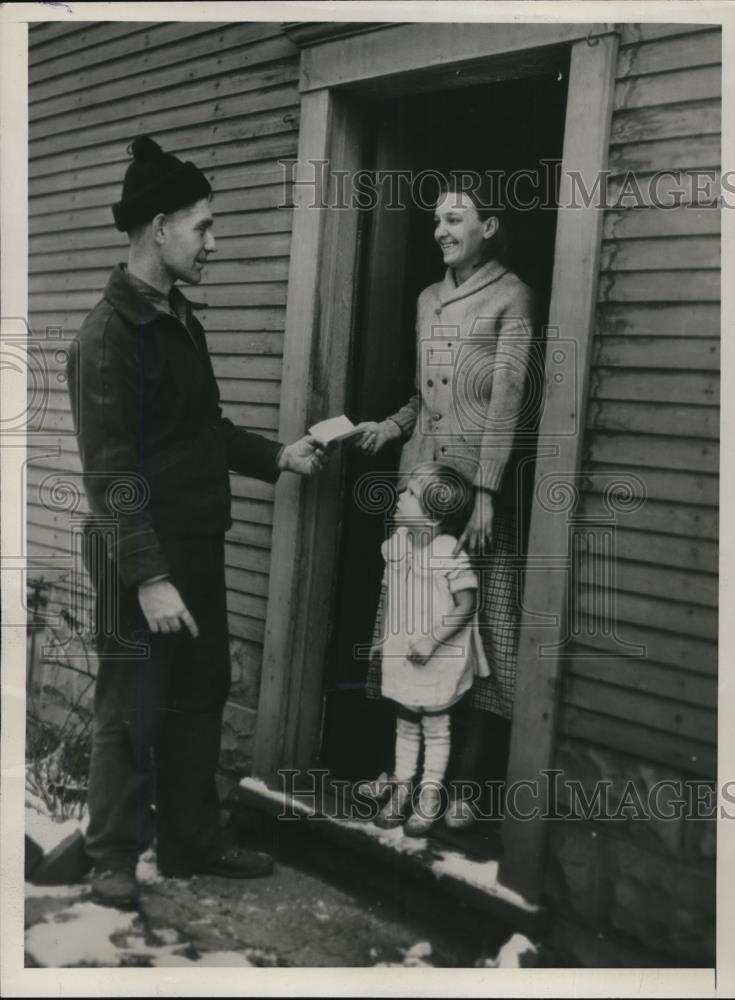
355;179;536;828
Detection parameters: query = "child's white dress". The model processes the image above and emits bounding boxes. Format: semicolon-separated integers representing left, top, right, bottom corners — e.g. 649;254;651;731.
379;527;490;713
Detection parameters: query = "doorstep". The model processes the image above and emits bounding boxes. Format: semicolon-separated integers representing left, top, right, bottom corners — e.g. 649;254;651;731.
232;777;544;939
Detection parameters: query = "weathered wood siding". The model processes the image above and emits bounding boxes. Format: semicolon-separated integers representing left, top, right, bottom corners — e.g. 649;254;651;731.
558;23;720;778
27;21;300;655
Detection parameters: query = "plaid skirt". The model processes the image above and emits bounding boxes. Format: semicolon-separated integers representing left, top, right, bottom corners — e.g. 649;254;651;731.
365;507;521;719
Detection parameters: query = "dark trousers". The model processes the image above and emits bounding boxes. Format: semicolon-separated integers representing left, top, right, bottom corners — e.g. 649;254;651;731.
84;533;232;871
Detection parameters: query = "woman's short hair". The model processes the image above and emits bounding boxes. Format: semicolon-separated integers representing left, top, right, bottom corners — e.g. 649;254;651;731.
437;175;509;265
408;462;476;538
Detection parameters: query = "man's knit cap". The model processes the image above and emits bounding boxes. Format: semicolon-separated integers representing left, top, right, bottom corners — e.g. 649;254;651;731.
112;136;212;232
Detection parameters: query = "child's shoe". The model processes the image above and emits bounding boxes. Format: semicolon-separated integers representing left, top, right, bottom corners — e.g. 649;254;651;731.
404;782;443;837
444;795;477;831
374;781;412;829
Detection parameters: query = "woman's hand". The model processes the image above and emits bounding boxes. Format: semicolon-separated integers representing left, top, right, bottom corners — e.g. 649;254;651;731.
456;491;495;556
353;419;402;455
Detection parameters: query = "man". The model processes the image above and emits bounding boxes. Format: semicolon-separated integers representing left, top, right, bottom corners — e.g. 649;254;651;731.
67;135;327;909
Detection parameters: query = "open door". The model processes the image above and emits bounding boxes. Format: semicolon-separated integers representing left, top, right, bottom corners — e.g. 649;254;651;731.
319;70;570;838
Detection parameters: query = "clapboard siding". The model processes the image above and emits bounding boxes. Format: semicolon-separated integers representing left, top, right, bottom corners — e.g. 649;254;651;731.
27;22;300;666
559;23;721;775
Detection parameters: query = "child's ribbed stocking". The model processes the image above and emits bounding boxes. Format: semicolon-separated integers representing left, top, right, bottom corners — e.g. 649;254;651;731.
393;716;421;781
421;712;451;784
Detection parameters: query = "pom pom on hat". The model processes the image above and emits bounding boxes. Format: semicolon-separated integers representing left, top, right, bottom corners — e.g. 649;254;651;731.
112;135;211;232
127;135;165;162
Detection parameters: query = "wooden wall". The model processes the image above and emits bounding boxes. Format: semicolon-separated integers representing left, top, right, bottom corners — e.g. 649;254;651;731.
558;22;720;778
27;21;300;650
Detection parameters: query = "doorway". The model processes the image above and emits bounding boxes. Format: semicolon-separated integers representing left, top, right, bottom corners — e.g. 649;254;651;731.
318;69;570;805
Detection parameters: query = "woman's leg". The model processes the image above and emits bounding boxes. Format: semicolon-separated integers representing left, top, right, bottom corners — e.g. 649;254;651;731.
449;708;511;819
446;506;519;825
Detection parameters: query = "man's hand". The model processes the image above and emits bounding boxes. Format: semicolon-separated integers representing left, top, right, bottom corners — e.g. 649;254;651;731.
138;578;199;637
456;491;495;556
406;634;436;666
353;419;402;455
278;435;330;476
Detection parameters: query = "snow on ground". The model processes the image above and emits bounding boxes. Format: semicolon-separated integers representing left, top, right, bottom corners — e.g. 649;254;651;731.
430;851;537;912
479;932;539;968
25;883;86;899
373;940;435;968
25;810;82;855
136;848;164;885
24;899;255;968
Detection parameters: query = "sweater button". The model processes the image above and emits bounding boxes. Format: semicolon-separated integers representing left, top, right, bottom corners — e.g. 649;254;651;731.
427;379;434;388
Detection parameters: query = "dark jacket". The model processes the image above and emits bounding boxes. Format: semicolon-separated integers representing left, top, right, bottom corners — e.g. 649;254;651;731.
68;265;283;588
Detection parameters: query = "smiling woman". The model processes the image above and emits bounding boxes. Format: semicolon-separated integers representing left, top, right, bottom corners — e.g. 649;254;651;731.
354;176;536;828
434;189;501;284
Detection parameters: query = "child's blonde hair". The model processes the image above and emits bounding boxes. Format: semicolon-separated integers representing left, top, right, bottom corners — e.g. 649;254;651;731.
407;462;476;537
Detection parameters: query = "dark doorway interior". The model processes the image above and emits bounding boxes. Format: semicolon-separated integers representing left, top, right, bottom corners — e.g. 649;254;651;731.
319;68;570;800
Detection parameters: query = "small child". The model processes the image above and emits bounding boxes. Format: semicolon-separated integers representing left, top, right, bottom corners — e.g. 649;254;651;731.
365;462;489;836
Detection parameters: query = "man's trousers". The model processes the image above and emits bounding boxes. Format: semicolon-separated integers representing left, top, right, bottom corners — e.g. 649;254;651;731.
83;532;232;872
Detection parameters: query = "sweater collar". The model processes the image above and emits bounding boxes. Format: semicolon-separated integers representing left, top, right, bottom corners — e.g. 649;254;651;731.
438;258;508;307
103;263;204;326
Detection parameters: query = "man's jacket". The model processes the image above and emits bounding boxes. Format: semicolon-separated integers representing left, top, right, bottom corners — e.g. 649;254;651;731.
68;264;283;588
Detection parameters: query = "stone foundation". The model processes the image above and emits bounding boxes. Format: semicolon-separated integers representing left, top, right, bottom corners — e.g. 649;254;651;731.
545;738;716;966
218;637;264;779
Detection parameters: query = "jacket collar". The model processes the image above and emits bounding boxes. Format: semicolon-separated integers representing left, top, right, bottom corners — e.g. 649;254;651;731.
438;258;508;307
103;263;204;327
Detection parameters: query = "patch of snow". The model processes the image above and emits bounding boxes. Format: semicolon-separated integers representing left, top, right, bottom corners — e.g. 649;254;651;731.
402;940;432;960
480;932;539;968
25;810;82;854
25;901;137;967
239;776;317;816
153;928;181;946
25;883;86;899
24;900;255;968
430;850;538;912
25;790;51;816
136;849;163;885
373;939;435;968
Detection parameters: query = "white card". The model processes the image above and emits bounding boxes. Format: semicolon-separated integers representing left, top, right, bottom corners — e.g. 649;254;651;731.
308;415;360;444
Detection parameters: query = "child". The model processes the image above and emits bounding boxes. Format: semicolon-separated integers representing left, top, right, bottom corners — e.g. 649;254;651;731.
364;462;489;836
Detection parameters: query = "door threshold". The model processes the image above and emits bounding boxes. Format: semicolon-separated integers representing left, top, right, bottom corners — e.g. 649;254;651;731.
235;776;543;937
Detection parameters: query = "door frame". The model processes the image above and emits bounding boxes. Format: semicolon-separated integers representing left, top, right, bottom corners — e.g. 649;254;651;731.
254;19;619;906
